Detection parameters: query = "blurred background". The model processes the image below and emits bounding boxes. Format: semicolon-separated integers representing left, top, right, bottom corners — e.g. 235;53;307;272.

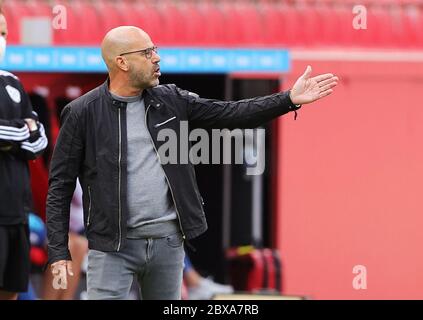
2;0;423;300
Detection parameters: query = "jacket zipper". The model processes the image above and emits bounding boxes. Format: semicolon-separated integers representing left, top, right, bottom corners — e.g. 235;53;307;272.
117;108;123;251
145;104;186;240
87;185;92;227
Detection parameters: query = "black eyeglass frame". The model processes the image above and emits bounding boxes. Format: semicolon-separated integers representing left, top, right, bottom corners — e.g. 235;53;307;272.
119;46;158;59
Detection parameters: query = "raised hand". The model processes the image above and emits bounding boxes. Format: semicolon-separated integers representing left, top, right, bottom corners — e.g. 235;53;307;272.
289;65;339;105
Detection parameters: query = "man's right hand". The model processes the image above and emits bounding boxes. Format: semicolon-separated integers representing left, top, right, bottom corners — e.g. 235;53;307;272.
51;260;74;290
289;65;338;105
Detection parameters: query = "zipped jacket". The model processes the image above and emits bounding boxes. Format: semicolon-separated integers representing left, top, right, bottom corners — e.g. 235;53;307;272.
46;80;300;264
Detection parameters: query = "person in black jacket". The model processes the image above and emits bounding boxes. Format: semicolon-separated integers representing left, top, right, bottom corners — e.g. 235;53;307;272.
46;26;338;300
0;12;48;300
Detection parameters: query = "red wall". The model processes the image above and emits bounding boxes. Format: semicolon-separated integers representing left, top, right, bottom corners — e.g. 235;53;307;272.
274;52;423;299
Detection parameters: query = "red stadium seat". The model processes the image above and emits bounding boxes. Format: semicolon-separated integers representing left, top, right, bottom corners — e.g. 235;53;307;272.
330;6;355;47
52;2;81;45
350;5;379;48
388;6;408;47
261;3;287;46
219;2;244;46
279;5;304;47
336;7;356;47
181;2;206;46
96;1;126;38
160;1;189;45
4;0;423;49
82;3;104;45
222;2;264;46
124;3;163;45
200;2;227;46
114;1;142;29
401;7;423;48
296;6;320;47
241;3;265;45
26;0;51;16
3;1;32;44
417;8;423;47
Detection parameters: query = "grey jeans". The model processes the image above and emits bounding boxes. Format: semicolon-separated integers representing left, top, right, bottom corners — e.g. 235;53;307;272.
87;232;185;300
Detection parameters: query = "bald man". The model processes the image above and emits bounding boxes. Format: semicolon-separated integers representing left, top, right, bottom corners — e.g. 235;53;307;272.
46;26;338;300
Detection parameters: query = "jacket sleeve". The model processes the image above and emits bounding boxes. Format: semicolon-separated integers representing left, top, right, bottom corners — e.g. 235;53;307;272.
0;118;30;147
0;117;49;160
0;79;48;159
17;120;48;160
175;86;301;130
46;105;84;264
17;82;48;160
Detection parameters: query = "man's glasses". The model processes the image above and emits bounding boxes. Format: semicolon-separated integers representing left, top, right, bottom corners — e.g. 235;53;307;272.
119;46;158;59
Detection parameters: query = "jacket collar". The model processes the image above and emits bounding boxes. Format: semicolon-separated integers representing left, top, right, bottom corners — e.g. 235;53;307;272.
143;89;162;109
101;79;126;109
101;78;162;109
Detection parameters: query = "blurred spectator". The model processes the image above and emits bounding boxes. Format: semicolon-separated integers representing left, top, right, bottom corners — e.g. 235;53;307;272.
0;11;48;300
183;255;234;300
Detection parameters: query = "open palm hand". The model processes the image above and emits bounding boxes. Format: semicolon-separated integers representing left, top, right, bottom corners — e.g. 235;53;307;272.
290;66;339;105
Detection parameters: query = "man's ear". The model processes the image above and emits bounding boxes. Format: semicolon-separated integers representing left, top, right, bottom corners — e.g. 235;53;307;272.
115;56;129;72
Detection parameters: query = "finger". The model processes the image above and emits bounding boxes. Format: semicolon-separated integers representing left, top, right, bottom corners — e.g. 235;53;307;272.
67;261;74;276
313;73;334;83
51;260;67;268
318;77;338;88
319;89;333;98
301;65;312;79
319;82;338;92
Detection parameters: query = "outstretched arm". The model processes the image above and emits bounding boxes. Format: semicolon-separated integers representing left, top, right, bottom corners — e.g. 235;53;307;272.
181;65;338;129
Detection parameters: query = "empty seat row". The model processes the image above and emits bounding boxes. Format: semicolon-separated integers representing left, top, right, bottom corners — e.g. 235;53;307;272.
3;0;423;48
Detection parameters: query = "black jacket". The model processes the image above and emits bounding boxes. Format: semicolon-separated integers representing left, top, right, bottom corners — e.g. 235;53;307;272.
46;80;300;264
0;70;48;225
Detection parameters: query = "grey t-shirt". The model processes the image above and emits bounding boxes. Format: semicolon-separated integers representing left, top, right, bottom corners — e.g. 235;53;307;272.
110;92;177;238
